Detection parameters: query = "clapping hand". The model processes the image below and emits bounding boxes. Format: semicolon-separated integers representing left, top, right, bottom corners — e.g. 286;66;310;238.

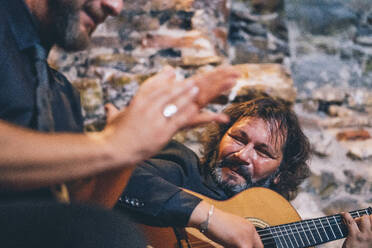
102;65;240;165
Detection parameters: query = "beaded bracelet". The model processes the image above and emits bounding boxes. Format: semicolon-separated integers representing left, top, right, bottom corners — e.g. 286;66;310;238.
199;205;214;234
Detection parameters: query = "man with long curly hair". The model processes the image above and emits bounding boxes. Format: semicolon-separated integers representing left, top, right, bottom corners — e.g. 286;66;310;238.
200;97;310;201
120;96;371;248
119;97;308;247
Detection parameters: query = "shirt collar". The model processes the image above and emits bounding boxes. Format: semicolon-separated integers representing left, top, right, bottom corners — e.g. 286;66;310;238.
6;0;43;51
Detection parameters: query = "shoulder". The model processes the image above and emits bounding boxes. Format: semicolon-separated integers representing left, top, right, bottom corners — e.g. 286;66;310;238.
153;140;199;165
0;10;12;66
134;140;201;180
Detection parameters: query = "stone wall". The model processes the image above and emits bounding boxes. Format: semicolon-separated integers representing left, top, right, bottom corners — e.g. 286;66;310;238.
49;1;371;247
284;1;372;246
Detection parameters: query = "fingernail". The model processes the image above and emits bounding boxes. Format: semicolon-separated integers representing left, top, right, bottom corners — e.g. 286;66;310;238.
190;86;199;96
163;65;173;73
175;71;184;82
185;79;195;87
218;114;230;123
222;115;230;123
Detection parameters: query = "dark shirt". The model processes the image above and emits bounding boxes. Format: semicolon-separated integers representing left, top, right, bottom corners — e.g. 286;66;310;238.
118;140;229;227
0;0;84;200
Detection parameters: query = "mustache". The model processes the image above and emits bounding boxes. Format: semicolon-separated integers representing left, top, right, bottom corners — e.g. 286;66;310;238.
215;157;252;182
216;156;246;169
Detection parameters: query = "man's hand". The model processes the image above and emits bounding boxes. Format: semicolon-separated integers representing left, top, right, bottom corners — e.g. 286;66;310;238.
342;212;372;248
0;64;239;190
101;65;239;166
189;201;264;248
188;65;240;107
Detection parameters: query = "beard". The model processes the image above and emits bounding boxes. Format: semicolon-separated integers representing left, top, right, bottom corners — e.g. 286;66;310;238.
210;157;278;197
49;0;90;51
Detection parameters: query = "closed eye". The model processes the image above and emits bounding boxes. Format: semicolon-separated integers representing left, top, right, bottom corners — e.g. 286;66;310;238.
228;133;246;145
255;145;276;159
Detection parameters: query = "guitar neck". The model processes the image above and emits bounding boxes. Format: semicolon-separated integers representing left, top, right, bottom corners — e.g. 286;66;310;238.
259;207;372;248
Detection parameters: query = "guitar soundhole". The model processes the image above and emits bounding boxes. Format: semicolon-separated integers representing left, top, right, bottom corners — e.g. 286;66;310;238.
246;217;269;229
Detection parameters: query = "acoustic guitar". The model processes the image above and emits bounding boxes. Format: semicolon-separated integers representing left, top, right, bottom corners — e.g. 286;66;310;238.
138;187;372;248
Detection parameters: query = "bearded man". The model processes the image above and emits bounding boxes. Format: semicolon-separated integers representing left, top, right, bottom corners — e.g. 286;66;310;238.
120;97;372;248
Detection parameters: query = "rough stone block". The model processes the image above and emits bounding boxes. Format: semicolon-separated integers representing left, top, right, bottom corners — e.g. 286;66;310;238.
336;129;371;141
228;63;296;103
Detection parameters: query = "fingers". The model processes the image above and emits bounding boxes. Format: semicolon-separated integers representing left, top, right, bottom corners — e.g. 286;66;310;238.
138;67;197;111
253;231;264;248
169;85;199;109
137;65;239;128
358;214;372;232
342;214;372;248
104;103;120;123
186;111;229;127
187;65;240;106
169;104;229;130
142;66;192;99
342;212;360;236
139;66;177;98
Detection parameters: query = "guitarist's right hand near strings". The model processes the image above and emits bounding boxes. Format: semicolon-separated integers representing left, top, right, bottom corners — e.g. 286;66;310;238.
341;212;372;248
189;201;264;248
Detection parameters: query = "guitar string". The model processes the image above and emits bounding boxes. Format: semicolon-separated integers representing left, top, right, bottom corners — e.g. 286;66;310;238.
189;212;370;247
259;220;346;240
187;224;350;248
257;212;370;245
187;239;277;247
185;242;215;248
187;211;370;247
258;219;362;240
256;210;369;237
184;229;319;248
185;209;370;247
186;238;278;248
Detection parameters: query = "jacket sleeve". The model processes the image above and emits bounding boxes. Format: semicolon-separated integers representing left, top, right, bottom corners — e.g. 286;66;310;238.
117;141;202;227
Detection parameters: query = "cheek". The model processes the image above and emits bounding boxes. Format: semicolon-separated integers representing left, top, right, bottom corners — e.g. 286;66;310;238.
217;138;239;159
254;159;281;179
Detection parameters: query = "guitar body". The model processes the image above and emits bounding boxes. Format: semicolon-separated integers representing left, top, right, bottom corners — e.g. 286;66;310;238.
139;187;302;248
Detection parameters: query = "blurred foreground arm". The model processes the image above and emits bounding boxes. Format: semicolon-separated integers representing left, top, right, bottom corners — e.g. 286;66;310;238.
70;65;240;208
0;65;238;205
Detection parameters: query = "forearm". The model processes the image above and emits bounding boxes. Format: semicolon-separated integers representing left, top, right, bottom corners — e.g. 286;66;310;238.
188;201;264;247
188;200;212;228
0;121;131;190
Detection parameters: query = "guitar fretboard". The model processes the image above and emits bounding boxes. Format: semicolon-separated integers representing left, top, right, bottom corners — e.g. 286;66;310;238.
258;207;372;248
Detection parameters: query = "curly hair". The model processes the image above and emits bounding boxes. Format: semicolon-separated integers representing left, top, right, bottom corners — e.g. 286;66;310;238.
201;97;311;200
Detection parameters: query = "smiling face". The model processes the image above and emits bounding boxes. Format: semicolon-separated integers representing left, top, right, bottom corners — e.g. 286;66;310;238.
48;0;123;51
212;117;284;195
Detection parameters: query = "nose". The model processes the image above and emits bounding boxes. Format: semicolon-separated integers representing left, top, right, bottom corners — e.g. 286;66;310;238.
235;144;254;164
101;0;123;16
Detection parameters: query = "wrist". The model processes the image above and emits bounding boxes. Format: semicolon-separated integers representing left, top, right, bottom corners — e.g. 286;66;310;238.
102;121;159;167
86;131;122;167
188;201;214;230
199;204;214;234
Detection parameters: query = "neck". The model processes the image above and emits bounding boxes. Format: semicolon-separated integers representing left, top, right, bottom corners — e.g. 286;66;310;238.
24;0;54;48
24;0;47;25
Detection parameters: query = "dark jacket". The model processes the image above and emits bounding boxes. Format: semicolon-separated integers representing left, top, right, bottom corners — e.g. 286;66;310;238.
0;0;83;200
118;140;229;227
